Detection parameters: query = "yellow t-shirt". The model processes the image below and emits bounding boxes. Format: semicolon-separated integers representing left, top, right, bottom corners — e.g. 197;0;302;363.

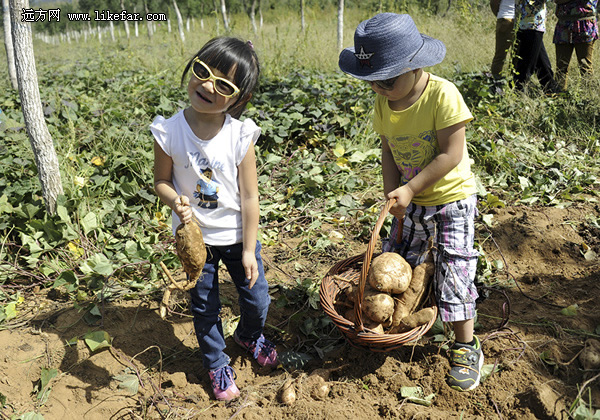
373;74;477;206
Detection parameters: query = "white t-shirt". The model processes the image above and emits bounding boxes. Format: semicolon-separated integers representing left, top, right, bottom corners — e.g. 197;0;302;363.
150;110;260;246
498;0;515;19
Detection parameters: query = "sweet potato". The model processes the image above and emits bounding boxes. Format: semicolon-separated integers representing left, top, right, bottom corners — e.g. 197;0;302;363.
344;309;384;334
389;307;435;334
278;378;296;405
391;259;434;327
362;289;395;324
306;370;330;400
344;284;357;302
579;339;600;370
304;365;348;401
175;220;206;281
160;219;207;320
368;252;412;294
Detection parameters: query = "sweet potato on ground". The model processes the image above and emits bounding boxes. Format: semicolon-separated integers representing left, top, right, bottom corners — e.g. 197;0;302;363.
278;378;297;405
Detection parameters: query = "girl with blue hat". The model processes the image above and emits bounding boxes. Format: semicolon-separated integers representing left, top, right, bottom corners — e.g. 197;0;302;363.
340;13;483;392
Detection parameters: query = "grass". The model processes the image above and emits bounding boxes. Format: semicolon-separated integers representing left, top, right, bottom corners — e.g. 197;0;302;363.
13;6;499;79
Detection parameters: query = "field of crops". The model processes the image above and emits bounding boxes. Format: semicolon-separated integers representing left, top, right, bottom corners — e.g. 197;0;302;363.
1;3;599;419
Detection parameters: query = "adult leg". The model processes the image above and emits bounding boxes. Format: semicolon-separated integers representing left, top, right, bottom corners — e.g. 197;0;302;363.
574;41;595;76
555;43;574;91
190;246;230;370
535;40;560;93
491;18;516;78
513;29;541;89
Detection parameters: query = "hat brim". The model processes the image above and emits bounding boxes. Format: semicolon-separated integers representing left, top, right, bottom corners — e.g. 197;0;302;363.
339;35;446;81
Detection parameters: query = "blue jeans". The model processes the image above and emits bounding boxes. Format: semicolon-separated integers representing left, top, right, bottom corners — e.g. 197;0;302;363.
189;240;271;370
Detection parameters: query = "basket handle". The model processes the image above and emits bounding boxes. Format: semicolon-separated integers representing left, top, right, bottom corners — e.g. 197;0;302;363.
353;199;404;332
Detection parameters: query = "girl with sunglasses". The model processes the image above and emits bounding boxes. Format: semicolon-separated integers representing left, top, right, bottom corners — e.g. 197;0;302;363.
151;37;277;401
340;14;482;392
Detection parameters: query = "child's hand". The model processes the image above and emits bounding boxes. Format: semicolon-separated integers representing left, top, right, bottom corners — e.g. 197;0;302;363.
387;185;415;219
242;250;259;289
174;195;193;224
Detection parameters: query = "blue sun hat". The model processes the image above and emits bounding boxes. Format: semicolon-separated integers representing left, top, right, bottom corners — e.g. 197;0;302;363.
339;13;446;81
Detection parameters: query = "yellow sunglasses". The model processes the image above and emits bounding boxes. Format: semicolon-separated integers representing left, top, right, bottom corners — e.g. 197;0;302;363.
191;58;240;98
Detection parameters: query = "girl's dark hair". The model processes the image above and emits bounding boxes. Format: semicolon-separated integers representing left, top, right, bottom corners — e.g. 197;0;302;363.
181;37;260;119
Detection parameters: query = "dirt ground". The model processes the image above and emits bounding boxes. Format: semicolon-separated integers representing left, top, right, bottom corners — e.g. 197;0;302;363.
1;203;599;420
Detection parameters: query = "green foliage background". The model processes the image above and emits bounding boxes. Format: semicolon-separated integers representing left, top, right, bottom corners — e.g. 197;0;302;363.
0;3;599;312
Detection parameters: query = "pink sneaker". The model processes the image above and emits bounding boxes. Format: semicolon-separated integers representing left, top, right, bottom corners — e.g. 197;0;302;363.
234;332;278;368
208;365;240;401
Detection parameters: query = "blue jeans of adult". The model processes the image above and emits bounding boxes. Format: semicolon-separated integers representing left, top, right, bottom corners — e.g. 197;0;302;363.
190;240;271;371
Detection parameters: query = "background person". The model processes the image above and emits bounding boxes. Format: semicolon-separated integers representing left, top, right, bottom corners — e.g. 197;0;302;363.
491;0;516;80
553;0;598;90
513;0;561;93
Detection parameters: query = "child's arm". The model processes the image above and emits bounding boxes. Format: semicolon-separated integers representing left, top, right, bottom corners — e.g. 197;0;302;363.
381;134;402;200
153;140;193;224
238;144;260;288
386;122;467;218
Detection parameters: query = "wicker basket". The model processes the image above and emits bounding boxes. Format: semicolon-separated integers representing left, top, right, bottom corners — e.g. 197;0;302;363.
320;199;438;352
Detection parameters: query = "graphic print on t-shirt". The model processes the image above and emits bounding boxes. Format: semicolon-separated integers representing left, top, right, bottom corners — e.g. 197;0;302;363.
194;168;220;209
388;130;438;184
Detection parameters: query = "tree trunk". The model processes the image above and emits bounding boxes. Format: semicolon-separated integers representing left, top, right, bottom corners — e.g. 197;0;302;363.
300;0;305;32
442;0;452;17
172;0;185;42
120;0;130;39
213;0;220;32
134;6;139;37
143;0;153;38
250;0;257;34
337;0;344;52
109;20;115;41
249;0;258;35
3;0;17;89
8;0;63;214
220;0;229;32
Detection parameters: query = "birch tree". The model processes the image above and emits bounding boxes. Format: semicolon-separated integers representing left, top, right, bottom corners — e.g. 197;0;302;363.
173;0;185;42
143;0;153;38
249;0;258;34
337;0;344;52
109;20;115;41
3;0;17;89
219;0;230;32
300;0;305;32
120;0;130;39
8;0;63;214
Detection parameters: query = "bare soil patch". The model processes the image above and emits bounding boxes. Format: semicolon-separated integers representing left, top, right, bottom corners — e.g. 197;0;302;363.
1;203;599;419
